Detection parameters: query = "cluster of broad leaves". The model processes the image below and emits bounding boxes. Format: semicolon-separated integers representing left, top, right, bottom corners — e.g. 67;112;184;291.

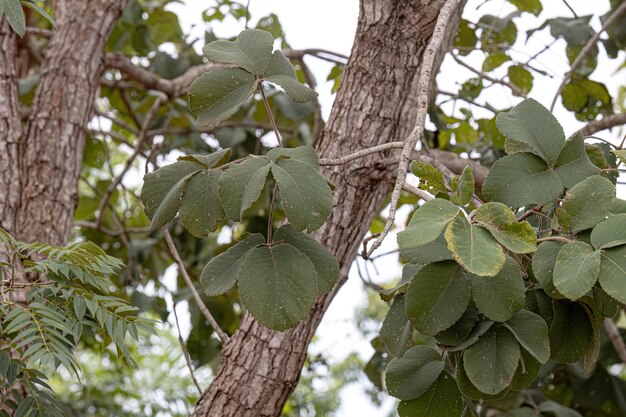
141;29;338;331
381;98;626;417
0;0;56;36
0;228;156;416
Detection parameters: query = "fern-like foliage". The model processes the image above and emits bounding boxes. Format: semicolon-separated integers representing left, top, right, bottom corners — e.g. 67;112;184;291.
0;227;156;416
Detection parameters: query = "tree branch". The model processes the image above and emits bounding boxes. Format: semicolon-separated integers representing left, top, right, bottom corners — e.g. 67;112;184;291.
604;318;626;365
550;1;626;111
451;54;527;98
363;0;463;259
580;112;626;136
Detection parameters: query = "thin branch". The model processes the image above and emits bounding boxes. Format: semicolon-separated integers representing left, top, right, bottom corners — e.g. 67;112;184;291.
580;113;626;136
319;141;404;166
561;0;578;18
362;0;463;259
74;221;151;237
94;110;139;136
402;183;434;202
604;318;626;365
24;27;54;37
95;95;165;228
452;54;527;98
537;236;571;244
172;298;203;395
295;56;325;143
162;228;229;345
437;89;497;112
550;1;626;111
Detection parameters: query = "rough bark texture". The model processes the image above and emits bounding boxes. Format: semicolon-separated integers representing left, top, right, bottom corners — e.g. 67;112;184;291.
192;1;465;416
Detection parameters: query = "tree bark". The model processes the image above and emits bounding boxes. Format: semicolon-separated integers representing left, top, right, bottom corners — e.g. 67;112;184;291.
192;1;466;416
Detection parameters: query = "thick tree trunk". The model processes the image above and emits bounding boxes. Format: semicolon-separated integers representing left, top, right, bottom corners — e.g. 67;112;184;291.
192;1;465;416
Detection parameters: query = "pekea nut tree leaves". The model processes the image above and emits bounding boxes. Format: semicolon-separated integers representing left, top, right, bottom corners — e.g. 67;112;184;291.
141;27;626;417
141;29;338;331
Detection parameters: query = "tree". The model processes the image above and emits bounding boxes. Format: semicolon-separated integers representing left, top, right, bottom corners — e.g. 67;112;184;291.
1;0;626;417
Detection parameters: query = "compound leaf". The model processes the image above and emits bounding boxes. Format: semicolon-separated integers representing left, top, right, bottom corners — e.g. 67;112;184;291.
202;28;273;74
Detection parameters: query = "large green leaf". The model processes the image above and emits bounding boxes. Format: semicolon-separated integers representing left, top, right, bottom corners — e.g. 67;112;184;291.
3;0;25;36
504;309;550;363
405;261;471;336
553;241;600;300
397;199;459;248
470;255;525;321
399;232;454;264
238;243;318;330
552;133;601;188
510;349;542;390
598;245;626;304
473;202;537;253
457;357;511;400
273;224;339;294
202;28;273;75
556;176;614;233
591;214;626;249
397;372;464;417
200;234;265;296
267;146;320;169
179;169;225;237
270;157;333;232
380;294;413;357
385;346;444;400
531;241;564;298
482;153;562;208
141;161;203;230
218;157;271;221
497;98;565;167
435;303;479;346
262;50;318;103
549;301;594;363
445;216;505;276
188;67;257;129
463;325;521;394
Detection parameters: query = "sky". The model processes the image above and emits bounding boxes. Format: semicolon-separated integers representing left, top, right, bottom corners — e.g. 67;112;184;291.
163;1;625;415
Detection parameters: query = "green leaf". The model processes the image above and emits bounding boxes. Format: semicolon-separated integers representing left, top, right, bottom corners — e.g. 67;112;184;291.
434;303;479;346
539;401;583;417
385;346;444;400
202;28;274;75
201;234;265;296
553;242;601;300
397;199;459;249
267;146;320;169
552;132;601;188
3;0;25;36
263;50;296;78
510;349;542;390
504;309;550;363
507;65;533;95
238;243;317;330
470;255;525;321
507;0;542;15
179;169;225;237
270;157;333;232
20;1;56;28
549;301;594;363
483;153;562;208
598;245;626;304
405;261;471;336
532;241;564;298
445;216;505;276
473;202;537;253
380;294;413;357
399;232;454;264
397;372;464;417
591;214;626;249
450;166;474;206
218;157;271;221
410;161;447;194
178;148;231;168
188;68;257;129
556;176;615;233
457;357;511;400
482;52;511;72
463;325;521;394
141;161;203;230
264;76;318;103
612;149;626;165
273;224;339;294
497;98;565;167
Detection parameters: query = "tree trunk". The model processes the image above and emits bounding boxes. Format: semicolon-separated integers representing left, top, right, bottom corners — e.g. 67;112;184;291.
192;1;465;416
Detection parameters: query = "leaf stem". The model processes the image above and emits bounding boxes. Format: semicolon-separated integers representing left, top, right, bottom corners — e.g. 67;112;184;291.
537;236;571;244
259;80;283;148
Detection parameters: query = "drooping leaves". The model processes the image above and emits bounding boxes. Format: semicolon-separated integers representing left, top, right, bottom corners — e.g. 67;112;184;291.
2;0;25;36
238;243;318;330
385;346;444;400
473;202;537;253
218;156;272;221
405;261;471;336
445;216;505;276
179;169;225;237
463;325;521;395
553;241;601;300
549;301;594;363
434;303;480;346
201;234;265;296
396;372;464;417
380;294;413;357
556;175;615;233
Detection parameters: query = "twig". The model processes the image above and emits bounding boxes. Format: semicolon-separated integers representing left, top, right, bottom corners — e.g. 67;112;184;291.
561;0;578;17
362;0;463;260
295;56;324;143
319;141;404;166
162;228;229;344
437;89;497;112
580;113;626;136
95;110;140;136
604;318;626;365
402;183;434;202
452;54;527;98
244;0;251;28
172;298;203;395
537;236;571;244
550;1;626;111
95;95;165;228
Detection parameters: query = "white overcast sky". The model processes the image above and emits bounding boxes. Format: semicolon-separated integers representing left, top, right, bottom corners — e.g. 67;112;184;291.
165;1;624;415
